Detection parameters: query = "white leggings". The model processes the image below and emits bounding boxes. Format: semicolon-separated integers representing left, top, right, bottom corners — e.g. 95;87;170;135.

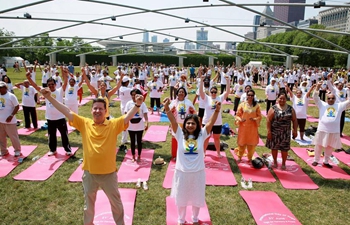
314;145;333;164
177;206;200;224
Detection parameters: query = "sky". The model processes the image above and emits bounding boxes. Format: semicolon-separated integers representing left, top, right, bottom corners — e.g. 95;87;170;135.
0;0;348;49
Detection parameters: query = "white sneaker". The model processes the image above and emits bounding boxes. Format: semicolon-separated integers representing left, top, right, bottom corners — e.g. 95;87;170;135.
48;151;57;156
14;151;21;157
136;178;141;188
247;178;253;189
142;181;149;190
241;177;247;189
0;151;9;156
66;151;72;156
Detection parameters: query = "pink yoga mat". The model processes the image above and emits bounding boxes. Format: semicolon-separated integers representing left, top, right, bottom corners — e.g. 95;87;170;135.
306;115;319;122
118;149;154;183
204;151;237;186
222;100;233;105
240;191;302;225
18;127;39;136
68;163;83;182
147;113;161;122
143;125;169;142
112;97;121;102
13;147;79;181
0;145;37;178
260;110;267;117
340;134;350;146
79;99;91;106
332;151;350;167
166;197;212;225
229;110;235;117
93;188;136;225
308;103;316;107
292;147;350;180
230;150;275;183
272;154;318;190
36;105;46;110
163;160;175;188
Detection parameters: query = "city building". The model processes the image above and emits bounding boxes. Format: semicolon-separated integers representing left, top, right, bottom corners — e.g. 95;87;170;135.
184;41;196;50
318;6;350;32
151;35;158;43
196;28;208;50
163;38;170;43
253;15;261;34
256;5;276;39
245;32;256;40
297;19;318;29
274;0;306;25
143;31;149;43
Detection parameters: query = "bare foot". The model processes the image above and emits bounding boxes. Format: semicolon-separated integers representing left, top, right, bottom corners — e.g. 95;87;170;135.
137;156;141;162
217;154;223;158
281;165;286;170
272;163;278;168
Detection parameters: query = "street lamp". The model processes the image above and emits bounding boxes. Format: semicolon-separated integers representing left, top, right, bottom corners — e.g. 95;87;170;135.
24;13;32;19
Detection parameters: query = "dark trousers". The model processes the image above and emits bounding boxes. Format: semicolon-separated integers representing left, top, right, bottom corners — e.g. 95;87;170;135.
170;86;177;100
23;106;38;128
266;100;276;113
220;84;226;94
319;90;326;101
340;111;345;135
140;80;145;87
288;83;295;91
47;118;72;153
233;97;241;113
128;130;143;156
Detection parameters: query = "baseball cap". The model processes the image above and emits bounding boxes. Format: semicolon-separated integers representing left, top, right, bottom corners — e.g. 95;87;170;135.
0;81;8;88
122;76;131;82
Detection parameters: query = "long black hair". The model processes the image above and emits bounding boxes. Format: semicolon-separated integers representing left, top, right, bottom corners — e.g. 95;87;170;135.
247;90;257;107
182;114;201;140
176;87;187;98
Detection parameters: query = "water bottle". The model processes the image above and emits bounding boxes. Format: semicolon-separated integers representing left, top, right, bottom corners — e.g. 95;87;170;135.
32;155;40;161
17;158;24;163
247;178;253;189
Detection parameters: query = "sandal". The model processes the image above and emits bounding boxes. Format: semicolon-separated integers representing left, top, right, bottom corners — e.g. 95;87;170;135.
286;155;294;161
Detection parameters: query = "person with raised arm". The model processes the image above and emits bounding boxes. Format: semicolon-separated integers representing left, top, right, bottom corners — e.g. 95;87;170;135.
199;68;230;158
82;68;123;120
62;68;84;114
26;67;72;156
285;82;315;141
164;96;220;225
40;85;144;225
311;81;350;168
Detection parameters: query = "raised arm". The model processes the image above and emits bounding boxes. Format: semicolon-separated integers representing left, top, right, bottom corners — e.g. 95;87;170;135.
306;84;316;98
163;97;178;134
25;72;41;92
124;94;144;126
82;68;98;96
284;82;293;98
223;76;230;100
205;101;221;134
199;69;206;100
22;60;28;72
108;72;124;98
40;88;74;121
61;67;69;91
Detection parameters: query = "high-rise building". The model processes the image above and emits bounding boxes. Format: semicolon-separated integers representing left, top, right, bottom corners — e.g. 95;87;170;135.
184;41;195;50
274;0;306;25
196;28;208;50
151;35;157;43
319;7;350;32
256;5;275;39
163;38;169;43
143;31;149;43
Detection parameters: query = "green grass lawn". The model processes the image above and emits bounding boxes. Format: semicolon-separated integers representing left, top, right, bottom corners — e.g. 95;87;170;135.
0;67;349;225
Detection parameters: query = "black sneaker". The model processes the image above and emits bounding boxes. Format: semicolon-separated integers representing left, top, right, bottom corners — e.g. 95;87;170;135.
323;163;333;168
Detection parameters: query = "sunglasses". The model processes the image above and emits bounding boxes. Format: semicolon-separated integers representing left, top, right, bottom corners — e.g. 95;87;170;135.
247;94;254;97
211;91;217;94
327;98;335;100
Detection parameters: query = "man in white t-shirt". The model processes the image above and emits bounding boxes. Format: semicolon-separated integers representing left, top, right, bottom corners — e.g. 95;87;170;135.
312;82;350;168
26;70;73;156
265;78;279;113
147;75;164;115
0;81;21;157
15;80;39;129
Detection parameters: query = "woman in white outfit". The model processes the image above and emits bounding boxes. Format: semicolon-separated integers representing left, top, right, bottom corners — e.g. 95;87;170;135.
164;97;220;225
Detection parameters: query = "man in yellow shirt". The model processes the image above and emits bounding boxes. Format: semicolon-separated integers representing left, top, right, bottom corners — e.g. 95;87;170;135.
40;87;144;225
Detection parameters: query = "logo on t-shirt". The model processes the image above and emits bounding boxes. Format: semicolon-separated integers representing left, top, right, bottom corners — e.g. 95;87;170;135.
271;87;275;93
239;87;243;93
0;98;5;109
68;87;74;95
152;83;157;90
297;99;304;106
339;91;344;98
24;88;29;96
185;139;198;154
135;108;140;117
211;100;216;110
326;107;336;118
178;103;186;119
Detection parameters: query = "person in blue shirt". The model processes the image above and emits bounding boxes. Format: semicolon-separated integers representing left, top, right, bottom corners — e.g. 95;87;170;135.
68;62;74;74
189;65;196;84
